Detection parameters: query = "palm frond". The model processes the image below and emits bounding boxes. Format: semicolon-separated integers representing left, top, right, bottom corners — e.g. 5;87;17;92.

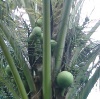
79;66;100;99
0;21;36;93
69;20;100;68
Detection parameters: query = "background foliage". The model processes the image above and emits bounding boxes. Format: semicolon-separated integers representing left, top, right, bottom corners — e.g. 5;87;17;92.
0;0;100;99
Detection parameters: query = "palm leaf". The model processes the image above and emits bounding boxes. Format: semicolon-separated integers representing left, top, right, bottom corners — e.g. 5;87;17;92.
79;66;100;99
0;34;28;99
66;44;100;99
0;21;36;93
69;20;100;67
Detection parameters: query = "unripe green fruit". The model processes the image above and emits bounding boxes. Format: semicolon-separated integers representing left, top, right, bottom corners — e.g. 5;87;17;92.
32;26;41;36
5;65;12;76
51;40;57;49
36;18;43;27
29;27;42;42
40;33;43;41
57;71;74;88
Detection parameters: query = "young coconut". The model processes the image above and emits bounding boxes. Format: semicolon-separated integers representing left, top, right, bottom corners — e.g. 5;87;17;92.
51;40;57;50
28;26;42;43
36;17;43;27
40;33;43;42
57;71;74;88
5;65;12;76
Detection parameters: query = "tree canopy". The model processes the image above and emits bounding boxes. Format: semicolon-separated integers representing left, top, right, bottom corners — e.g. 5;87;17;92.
0;0;100;99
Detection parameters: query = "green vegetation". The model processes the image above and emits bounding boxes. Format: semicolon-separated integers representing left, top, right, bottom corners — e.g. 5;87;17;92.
0;0;100;99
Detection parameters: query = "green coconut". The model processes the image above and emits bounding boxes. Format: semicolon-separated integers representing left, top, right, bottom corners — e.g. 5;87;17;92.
32;26;42;36
28;26;42;42
51;40;57;49
40;33;43;41
5;65;12;76
57;71;74;88
36;18;43;27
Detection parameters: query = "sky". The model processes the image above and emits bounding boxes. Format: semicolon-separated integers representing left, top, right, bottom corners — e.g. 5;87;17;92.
81;0;100;99
80;0;100;40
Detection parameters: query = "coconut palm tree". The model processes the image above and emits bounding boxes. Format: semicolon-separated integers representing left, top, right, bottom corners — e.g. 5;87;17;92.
0;0;100;99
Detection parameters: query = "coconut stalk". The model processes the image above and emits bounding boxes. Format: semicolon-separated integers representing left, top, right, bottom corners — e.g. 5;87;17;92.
0;21;36;93
42;0;51;99
55;0;73;72
0;35;28;99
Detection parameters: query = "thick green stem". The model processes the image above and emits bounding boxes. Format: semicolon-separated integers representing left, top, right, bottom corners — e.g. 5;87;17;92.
55;0;73;71
0;35;28;99
42;0;51;99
